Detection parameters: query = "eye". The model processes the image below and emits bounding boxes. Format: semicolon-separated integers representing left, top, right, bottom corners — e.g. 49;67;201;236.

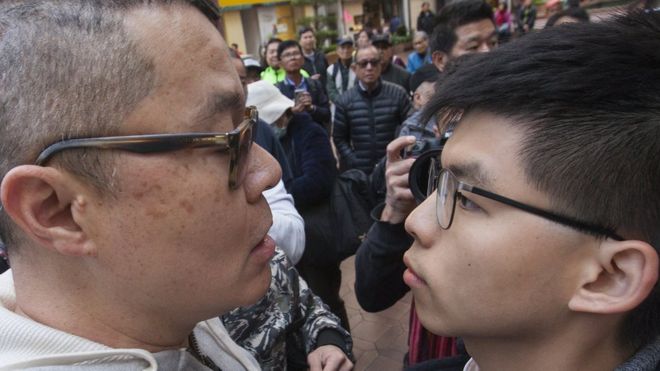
457;192;481;211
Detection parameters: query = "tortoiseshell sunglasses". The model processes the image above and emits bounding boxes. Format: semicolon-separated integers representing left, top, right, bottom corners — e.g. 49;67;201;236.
35;106;257;190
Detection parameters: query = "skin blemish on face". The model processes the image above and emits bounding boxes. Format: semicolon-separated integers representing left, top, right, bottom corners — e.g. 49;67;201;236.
145;208;167;220
179;199;194;214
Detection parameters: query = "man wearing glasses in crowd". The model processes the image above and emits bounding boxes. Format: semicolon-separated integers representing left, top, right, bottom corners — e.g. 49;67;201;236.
333;46;412;174
0;1;283;369
404;11;660;371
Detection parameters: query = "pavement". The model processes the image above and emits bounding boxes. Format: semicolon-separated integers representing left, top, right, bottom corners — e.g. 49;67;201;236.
340;255;412;370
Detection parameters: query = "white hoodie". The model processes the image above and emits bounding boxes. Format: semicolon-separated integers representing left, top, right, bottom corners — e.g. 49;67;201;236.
0;271;260;370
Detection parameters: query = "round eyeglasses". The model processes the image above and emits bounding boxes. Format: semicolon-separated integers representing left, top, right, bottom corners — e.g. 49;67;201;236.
433;168;624;240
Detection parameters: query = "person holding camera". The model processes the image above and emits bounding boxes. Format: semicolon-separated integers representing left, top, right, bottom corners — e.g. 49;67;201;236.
275;40;331;130
353;2;500;366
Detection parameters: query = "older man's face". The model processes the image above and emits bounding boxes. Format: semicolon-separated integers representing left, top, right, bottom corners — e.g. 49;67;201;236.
354;47;382;86
86;6;280;320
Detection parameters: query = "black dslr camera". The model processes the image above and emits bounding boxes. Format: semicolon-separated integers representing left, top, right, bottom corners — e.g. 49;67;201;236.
406;137;447;203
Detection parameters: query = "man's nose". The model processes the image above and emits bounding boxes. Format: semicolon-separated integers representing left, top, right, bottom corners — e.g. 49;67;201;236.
243;144;281;203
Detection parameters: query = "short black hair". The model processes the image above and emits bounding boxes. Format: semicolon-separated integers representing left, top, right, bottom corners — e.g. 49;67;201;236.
545;7;590;27
429;0;494;53
277;39;303;59
298;27;314;38
424;11;660;349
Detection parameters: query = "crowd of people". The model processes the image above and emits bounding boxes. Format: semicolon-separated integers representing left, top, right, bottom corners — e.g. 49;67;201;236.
0;0;659;371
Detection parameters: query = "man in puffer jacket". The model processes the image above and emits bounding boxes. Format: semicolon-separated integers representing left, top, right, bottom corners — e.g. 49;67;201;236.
333;46;412;174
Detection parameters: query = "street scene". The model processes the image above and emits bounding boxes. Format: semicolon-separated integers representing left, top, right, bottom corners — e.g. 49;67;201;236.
0;1;659;371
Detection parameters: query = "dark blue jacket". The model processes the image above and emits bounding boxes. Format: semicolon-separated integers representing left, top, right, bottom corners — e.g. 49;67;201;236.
276;78;331;128
254;118;293;190
280;112;336;210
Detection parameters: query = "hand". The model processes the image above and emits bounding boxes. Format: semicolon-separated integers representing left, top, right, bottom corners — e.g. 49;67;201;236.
298;92;313;110
307;345;353;371
381;136;417;224
310;73;321;80
291;104;305;113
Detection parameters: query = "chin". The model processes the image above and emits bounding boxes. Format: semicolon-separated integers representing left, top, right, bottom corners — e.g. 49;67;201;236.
238;265;272;306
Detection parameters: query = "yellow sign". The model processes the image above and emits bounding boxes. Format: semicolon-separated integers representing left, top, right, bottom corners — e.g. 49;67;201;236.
218;0;283;7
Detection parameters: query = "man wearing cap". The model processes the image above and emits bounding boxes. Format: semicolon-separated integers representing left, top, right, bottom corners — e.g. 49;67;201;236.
372;33;411;93
243;57;264;85
326;36;357;104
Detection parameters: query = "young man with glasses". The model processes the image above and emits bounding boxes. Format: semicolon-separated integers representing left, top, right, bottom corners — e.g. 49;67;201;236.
0;1;281;369
333;46;412;174
275;40;331;131
404;11;660;371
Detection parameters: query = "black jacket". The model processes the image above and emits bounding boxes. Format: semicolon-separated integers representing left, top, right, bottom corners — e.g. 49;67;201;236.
276;78;331;128
333;80;412;174
381;63;411;93
303;50;329;89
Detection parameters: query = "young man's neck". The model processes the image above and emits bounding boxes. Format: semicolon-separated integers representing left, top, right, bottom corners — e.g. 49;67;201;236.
303;47;314;56
286;71;303;85
463;320;634;371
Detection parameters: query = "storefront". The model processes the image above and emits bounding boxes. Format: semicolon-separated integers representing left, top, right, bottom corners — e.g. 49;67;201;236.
218;0;297;58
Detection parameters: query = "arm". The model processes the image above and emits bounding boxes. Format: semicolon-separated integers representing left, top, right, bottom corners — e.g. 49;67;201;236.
355;136;418;311
400;89;413;120
528;7;537;28
263;180;306;265
295;272;354;370
290;117;337;209
326;65;340;103
354;209;414;311
310;81;331;125
406;54;417;74
332;100;358;169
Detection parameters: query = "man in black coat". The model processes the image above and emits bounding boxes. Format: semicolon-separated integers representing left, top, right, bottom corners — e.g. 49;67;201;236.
299;27;329;90
372;34;411;93
332;46;412;174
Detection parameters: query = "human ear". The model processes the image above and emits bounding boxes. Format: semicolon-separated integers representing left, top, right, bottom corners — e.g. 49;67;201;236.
432;51;449;72
0;165;96;257
568;238;659;314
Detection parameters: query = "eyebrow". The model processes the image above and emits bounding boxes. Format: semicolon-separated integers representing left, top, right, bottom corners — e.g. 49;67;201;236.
193;91;243;129
463;30;498;44
447;162;493;188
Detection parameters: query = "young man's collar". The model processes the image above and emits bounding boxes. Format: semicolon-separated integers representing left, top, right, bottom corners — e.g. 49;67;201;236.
285;76;307;91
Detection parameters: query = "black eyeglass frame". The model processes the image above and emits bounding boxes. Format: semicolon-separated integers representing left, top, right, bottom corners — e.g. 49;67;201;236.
34;106;258;190
437;168;625;241
355;58;381;68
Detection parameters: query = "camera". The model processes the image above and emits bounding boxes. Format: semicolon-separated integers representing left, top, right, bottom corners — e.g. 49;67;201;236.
407;137;447;203
402;138;445;159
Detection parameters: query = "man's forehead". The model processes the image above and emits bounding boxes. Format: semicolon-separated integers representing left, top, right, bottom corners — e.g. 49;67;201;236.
356;48;377;59
442;111;525;189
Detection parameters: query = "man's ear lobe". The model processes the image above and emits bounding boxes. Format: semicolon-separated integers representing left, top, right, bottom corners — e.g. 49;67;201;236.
568;239;659;314
1;165;94;257
432;51;449;72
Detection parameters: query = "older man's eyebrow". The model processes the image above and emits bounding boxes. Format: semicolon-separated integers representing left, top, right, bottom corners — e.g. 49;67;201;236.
193;90;244;129
448;162;493;188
